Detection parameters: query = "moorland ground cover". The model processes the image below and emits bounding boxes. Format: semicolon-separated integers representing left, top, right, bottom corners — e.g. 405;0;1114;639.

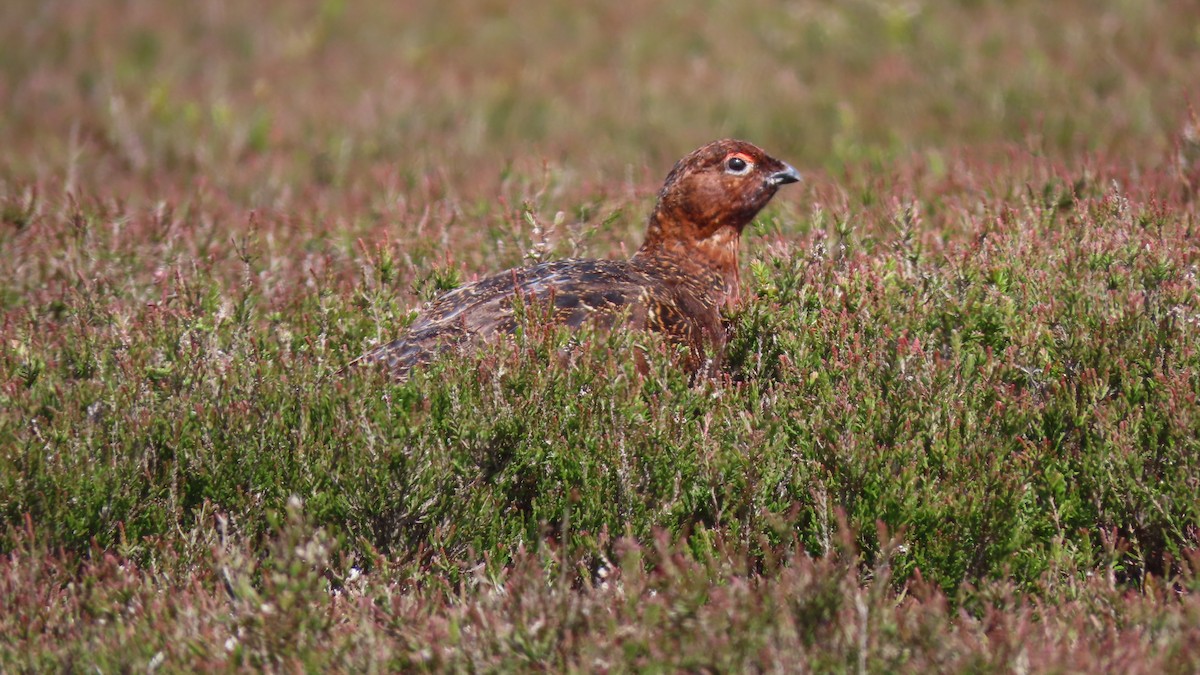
2;1;1199;670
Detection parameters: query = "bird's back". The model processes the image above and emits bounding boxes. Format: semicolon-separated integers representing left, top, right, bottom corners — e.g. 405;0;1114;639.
355;256;726;377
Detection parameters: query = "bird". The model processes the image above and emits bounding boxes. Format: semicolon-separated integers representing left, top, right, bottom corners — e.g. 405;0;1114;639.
347;139;800;378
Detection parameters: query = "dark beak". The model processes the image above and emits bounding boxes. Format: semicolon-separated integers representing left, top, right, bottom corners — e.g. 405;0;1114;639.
770;163;802;186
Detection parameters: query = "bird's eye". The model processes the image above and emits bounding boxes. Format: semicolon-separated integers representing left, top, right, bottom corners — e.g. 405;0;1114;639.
725;155;753;175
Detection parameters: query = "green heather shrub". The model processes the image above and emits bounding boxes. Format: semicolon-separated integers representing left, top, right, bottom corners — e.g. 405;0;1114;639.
2;0;1200;669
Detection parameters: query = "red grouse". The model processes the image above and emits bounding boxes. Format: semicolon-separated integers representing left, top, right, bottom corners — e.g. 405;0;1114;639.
350;139;800;377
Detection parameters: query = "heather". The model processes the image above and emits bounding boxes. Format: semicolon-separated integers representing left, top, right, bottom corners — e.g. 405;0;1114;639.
3;0;1200;671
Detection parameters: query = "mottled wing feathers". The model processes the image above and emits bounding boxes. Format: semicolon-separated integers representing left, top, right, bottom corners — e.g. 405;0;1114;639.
354;258;709;377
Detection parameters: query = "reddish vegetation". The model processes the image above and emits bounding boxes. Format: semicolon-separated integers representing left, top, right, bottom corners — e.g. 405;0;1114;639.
2;0;1200;671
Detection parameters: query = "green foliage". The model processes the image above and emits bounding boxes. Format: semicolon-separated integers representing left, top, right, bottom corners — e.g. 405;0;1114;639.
2;0;1200;668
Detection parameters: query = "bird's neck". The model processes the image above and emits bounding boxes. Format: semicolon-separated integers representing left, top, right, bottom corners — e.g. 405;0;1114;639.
634;212;743;308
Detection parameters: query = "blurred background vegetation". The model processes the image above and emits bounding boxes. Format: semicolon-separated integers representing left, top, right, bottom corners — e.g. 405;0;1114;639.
3;0;1197;196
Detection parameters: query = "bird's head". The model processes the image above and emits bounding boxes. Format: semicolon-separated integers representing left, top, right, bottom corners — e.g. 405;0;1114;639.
639;139;800;257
